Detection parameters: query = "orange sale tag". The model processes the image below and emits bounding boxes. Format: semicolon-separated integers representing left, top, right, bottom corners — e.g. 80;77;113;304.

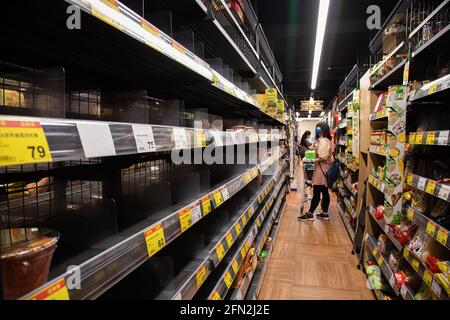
28;278;70;300
215;243;226;262
196;266;207;289
225;232;233;248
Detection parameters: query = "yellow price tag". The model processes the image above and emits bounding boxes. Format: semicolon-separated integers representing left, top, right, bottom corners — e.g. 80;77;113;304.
240;247;246;259
196;129;206;148
412;259;420;272
28;278;70;300
232;260;239;274
256;218;261;228
235;222;241;235
242;215;247;226
223;272;233;289
225;232;233;248
409;133;416;144
428;83;438;95
377;256;384;266
423;270;433;287
196;266;207;289
244;241;250;252
426;181;437;195
426;132;436;145
201;196;212;215
403;249;409;259
248;207;253;218
406;174;413;186
244;173;251;184
407;208;414;221
179;208;193;233
141;19;161;38
426;221;436;237
215;243;226;261
415;133;424;145
210;291;222;300
144;224;166;257
372;247;378;258
213;190;224;207
0;121;52;166
437;229;448;246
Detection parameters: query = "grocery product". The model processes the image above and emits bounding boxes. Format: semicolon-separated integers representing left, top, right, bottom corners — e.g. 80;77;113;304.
0;228;59;300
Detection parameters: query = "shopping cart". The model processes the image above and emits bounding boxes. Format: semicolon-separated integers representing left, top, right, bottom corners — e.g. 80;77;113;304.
300;158;315;215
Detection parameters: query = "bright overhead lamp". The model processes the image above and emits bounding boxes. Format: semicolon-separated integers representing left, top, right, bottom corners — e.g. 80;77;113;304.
308;110;312;115
308;115;311;119
320;111;325;117
311;0;330;90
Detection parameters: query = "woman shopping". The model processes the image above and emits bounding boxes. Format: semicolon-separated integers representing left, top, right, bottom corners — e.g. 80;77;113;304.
298;122;333;221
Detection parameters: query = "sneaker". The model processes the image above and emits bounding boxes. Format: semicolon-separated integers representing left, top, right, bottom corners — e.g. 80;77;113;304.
317;213;330;221
298;213;314;221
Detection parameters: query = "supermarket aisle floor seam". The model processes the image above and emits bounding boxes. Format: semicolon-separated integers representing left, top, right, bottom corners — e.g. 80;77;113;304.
259;165;374;300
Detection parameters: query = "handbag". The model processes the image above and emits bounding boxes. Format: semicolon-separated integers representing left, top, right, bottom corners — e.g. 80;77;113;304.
319;161;340;189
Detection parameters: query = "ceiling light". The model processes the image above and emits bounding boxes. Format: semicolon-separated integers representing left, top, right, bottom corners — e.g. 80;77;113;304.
308;115;311;119
309;97;314;104
311;0;330;90
320;111;325;117
309;110;312;115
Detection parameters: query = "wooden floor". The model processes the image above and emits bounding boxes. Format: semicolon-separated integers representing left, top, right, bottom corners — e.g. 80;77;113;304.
259;163;374;300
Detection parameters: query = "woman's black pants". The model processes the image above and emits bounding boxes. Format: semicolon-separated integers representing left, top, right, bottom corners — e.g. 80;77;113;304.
308;185;330;213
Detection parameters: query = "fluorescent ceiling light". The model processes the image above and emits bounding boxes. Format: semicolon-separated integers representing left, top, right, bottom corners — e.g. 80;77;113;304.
311;0;330;90
309;97;314;104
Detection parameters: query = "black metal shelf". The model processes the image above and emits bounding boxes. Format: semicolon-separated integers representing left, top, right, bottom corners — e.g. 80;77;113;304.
370;60;407;91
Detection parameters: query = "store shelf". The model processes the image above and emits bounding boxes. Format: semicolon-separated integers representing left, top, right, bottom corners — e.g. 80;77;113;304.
337;187;348;199
370;59;407;91
368;175;387;193
207;178;286;300
230;188;286;301
0;115;283;166
343;197;355;216
369;109;389;122
405;205;450;250
365;235;415;299
337;90;355;112
402;247;448;299
412;24;450;61
406;173;450;202
368;206;403;251
338;121;348;129
409;74;450;102
343;178;358;197
408;130;450;146
337;203;355;242
369;145;392;157
20;152;285;300
161;167;287;300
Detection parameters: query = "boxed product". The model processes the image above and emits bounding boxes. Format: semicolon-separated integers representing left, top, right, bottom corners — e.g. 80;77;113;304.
265;88;277;106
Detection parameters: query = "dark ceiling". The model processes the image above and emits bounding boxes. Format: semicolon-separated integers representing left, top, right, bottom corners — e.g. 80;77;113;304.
253;0;397;109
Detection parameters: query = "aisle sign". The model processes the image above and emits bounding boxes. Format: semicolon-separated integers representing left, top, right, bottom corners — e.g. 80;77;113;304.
225;232;233;248
196;266;207;289
412;259;420;272
223;272;233;289
173;128;188;150
0;120;53;166
191;202;203;225
426;181;437;195
27;278;70;300
427;220;437;238
426;132;435;145
179;208;193;233
132;124;157;153
198;197;212;217
423;270;433;287
438;131;449;145
215;243;226;262
437;228;448;246
231;260;239;274
144;224;166;257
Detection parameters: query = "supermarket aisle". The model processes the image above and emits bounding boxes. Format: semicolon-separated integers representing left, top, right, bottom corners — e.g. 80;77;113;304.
259;163;374;300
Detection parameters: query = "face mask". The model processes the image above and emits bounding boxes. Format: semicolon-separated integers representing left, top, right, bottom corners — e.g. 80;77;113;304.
315;127;322;137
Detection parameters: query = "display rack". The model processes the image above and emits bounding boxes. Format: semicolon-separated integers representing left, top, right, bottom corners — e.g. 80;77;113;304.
0;0;289;301
360;0;450;301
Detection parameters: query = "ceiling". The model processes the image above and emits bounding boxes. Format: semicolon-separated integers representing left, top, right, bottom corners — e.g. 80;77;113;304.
253;0;397;111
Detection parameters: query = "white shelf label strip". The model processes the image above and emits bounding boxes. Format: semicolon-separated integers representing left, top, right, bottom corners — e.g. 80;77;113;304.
76;122;116;158
132;124;157;153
